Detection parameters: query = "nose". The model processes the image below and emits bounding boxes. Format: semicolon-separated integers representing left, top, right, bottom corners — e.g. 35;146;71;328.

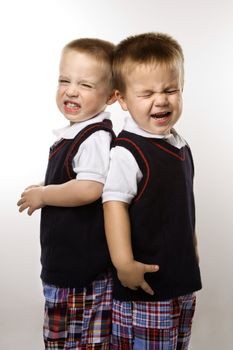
66;84;79;97
154;92;168;106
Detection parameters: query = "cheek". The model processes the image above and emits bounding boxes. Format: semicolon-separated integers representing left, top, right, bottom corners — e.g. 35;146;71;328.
56;89;64;108
177;98;183;113
56;86;66;99
135;101;151;114
172;96;182;109
56;92;60;104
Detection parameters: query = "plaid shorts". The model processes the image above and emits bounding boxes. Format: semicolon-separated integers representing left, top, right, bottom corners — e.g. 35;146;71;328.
43;271;112;349
112;293;196;350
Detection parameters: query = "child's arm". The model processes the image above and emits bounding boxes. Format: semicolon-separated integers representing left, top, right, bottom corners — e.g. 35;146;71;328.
17;179;103;216
103;200;159;295
18;128;112;216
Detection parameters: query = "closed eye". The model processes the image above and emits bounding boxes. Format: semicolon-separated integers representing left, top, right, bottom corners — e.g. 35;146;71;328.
138;91;153;98
81;83;93;88
58;79;70;84
165;89;180;94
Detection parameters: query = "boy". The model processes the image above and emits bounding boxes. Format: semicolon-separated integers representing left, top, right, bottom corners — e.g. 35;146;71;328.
17;38;116;349
103;32;202;349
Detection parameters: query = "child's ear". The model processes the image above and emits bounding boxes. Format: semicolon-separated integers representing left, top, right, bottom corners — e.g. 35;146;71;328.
106;90;117;105
115;90;128;111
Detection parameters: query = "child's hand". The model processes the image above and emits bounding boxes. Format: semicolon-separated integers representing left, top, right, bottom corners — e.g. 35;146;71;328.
117;260;159;295
17;185;45;216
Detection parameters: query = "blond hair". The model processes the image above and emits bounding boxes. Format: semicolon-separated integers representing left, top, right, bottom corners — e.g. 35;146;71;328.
113;32;184;93
62;38;115;89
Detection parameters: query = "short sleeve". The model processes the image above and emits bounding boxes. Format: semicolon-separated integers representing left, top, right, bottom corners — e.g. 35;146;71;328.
72;130;112;184
102;146;143;204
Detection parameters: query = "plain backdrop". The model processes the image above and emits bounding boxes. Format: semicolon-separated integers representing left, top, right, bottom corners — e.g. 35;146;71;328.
0;0;233;349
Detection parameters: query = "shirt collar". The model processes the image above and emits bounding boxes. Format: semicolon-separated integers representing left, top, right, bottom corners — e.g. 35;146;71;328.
123;115;186;147
53;111;110;140
124;115;171;139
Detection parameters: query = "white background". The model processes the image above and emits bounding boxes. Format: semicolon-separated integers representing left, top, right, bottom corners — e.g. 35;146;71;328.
0;0;233;349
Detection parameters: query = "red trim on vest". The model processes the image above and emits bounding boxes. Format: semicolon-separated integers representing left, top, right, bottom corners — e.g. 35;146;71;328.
49;140;68;160
65;123;109;179
151;141;186;161
117;137;150;202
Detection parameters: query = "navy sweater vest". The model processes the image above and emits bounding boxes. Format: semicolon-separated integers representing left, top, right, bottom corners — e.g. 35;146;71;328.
40;120;115;288
113;130;202;301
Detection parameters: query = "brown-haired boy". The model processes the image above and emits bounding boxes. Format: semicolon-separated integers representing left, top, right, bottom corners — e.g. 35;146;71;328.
103;32;202;349
17;38;116;349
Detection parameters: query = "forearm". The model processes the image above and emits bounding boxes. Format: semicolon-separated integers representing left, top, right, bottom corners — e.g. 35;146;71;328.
103;201;134;269
103;200;159;295
42;179;103;207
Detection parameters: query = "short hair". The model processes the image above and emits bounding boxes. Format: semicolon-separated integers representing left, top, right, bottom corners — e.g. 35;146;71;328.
62;38;115;88
113;32;184;93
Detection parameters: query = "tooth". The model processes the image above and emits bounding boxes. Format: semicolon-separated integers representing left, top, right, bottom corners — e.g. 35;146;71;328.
67;103;78;107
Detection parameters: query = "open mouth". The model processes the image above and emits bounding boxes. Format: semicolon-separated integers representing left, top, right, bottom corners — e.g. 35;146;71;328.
151;111;171;119
64;101;81;113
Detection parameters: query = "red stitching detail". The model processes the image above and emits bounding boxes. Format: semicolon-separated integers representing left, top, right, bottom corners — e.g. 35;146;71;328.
117;138;150;202
66;123;111;179
151;141;185;161
49;140;68;160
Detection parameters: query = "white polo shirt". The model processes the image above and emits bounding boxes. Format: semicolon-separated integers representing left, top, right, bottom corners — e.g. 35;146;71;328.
53;111;112;184
102;115;186;204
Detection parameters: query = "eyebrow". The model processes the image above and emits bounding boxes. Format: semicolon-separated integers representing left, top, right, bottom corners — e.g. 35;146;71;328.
58;76;97;86
136;89;153;94
136;83;180;94
79;79;96;85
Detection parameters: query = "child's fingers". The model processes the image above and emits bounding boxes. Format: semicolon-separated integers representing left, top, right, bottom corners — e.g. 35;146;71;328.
25;184;39;190
121;282;138;291
18;203;28;213
130;286;139;291
27;207;35;216
143;264;159;273
17;197;25;206
141;280;154;295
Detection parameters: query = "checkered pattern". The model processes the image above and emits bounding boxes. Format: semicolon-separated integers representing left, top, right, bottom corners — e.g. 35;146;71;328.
43;272;112;349
111;293;196;350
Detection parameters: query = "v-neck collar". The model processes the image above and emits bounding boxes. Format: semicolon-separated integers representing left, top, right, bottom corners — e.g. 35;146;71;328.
148;137;186;161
